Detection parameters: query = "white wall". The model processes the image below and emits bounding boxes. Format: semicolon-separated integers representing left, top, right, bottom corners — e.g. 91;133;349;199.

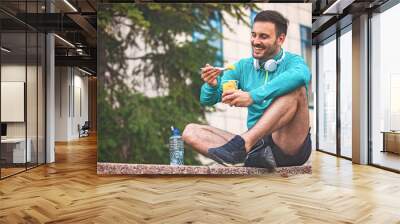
55;67;68;141
1;65;31;138
1;65;25;128
1;63;46;163
1;82;25;122
55;67;89;141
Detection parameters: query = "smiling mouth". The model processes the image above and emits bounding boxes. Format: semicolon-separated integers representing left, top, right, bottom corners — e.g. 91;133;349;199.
253;46;265;52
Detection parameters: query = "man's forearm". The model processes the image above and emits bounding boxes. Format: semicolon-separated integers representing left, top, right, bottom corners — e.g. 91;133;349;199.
200;82;222;106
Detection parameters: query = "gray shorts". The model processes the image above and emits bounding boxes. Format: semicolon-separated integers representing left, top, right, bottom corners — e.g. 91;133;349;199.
265;132;312;167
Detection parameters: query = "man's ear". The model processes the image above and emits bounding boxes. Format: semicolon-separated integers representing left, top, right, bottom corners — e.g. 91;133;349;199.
277;33;286;45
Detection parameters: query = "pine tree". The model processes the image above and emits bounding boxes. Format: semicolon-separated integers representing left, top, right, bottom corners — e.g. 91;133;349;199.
98;3;257;165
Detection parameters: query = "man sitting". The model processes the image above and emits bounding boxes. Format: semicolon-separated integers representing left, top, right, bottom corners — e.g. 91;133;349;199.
182;10;312;169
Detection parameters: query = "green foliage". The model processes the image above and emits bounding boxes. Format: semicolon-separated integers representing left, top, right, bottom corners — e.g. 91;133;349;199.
98;3;257;165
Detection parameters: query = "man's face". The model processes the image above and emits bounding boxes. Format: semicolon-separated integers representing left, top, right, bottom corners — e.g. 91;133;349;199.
251;21;285;60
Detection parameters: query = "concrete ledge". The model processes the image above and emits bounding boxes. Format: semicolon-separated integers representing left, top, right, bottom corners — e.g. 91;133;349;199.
97;163;312;177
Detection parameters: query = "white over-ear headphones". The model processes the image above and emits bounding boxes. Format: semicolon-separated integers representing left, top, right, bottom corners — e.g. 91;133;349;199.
253;50;286;72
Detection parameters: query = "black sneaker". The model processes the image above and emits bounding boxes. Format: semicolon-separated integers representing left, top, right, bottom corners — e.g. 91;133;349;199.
207;135;247;166
244;139;277;170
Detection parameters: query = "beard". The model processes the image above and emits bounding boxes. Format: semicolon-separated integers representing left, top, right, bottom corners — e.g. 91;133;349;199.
252;40;279;60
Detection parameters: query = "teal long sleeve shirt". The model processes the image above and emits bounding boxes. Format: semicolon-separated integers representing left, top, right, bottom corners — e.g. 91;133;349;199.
200;51;311;129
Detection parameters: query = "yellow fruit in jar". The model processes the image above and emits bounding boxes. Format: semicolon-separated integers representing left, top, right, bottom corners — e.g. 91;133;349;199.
223;80;238;92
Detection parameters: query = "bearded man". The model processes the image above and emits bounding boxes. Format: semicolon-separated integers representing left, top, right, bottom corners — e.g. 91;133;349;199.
183;10;312;169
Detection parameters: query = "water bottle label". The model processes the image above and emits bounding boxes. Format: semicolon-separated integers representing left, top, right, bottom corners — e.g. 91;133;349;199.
170;150;184;165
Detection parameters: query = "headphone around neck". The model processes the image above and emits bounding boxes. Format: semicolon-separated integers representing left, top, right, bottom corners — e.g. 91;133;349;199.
253;50;286;72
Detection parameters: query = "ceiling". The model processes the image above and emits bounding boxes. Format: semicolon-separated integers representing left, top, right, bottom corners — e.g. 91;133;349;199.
1;0;97;74
311;0;390;43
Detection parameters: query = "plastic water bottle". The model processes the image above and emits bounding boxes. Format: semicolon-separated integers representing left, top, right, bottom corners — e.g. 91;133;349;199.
169;126;184;165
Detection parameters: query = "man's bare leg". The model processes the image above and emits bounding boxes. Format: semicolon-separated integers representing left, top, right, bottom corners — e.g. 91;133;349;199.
242;86;309;156
182;124;235;156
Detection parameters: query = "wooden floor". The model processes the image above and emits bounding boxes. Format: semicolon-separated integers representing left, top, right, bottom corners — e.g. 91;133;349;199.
1;163;45;178
1;167;26;178
1;135;400;223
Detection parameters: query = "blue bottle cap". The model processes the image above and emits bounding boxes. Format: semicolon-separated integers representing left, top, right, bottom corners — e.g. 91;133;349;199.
171;126;180;136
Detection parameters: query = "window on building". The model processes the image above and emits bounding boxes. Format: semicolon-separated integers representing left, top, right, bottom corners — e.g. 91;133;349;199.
300;25;312;68
250;9;258;26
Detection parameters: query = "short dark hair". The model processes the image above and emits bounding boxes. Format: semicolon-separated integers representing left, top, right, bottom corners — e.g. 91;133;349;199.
254;10;288;37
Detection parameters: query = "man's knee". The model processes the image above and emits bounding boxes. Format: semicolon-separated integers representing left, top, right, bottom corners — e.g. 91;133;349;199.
296;86;307;100
182;123;200;144
278;86;306;102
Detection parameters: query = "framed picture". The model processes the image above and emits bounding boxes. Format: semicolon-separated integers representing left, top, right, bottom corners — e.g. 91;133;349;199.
97;3;312;176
